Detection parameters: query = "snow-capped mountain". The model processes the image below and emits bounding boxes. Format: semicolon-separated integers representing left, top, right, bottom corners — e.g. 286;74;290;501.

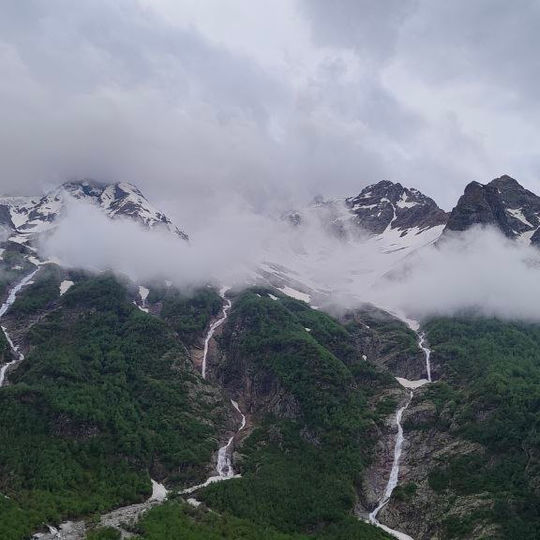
345;180;448;235
0;180;188;244
287;180;448;254
269;176;540;306
261;181;450;306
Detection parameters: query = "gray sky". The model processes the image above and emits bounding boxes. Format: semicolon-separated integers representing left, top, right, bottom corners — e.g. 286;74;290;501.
1;0;540;212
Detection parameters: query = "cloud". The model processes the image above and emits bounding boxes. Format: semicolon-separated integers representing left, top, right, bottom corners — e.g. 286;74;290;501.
300;0;415;62
39;196;287;289
1;1;540;214
40;193;540;324
372;227;540;322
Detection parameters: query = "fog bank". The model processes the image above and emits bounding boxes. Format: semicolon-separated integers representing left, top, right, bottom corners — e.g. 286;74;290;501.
40;198;540;323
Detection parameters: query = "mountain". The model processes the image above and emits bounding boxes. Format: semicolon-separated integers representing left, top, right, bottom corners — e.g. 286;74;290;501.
1;176;540;540
345;180;448;236
444;175;540;245
0;180;188;244
268;181;449;305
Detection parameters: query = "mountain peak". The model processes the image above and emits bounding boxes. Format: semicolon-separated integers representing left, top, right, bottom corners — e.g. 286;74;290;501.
0;180;188;242
444;176;540;244
345;180;448;235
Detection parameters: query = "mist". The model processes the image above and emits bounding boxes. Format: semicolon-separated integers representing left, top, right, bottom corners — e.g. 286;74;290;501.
371;227;540;322
39;197;289;289
39;195;540;324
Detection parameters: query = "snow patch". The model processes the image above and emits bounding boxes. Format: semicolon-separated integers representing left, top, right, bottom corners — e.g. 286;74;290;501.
138;286;149;303
396;377;429;389
396;192;418;209
149;479;167;502
59;280;74;296
507;207;533;227
277;286;311;303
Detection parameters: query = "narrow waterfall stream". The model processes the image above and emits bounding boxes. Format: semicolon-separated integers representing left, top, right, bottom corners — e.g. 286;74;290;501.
418;333;432;382
202;295;232;379
368;324;433;540
0;270;38;386
182;291;247;495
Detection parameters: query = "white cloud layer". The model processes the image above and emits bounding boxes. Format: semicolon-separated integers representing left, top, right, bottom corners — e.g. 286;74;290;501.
41;197;540;323
373;227;540;322
1;1;540;211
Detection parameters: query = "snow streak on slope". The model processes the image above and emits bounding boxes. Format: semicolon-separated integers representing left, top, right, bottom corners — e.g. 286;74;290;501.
0;270;38;386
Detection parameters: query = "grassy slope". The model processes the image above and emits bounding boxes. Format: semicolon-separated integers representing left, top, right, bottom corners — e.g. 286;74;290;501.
420;317;540;538
197;290;392;539
0;275;222;539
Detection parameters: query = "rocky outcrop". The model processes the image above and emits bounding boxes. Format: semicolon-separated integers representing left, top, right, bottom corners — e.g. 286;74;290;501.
341;305;428;380
0;179;189;242
374;389;499;539
444;180;514;237
211;317;303;423
444;175;540;245
284;180;448;246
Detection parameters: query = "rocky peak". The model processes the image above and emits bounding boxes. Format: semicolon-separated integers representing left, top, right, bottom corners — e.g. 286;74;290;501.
444;176;540;244
345;180;448;235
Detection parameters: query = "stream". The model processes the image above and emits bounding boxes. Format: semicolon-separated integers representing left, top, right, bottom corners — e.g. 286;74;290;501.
0;270;38;386
368;323;433;540
202;293;232;379
181;290;247;495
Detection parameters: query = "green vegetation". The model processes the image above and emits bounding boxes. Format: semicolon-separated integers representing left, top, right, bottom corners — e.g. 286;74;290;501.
86;527;122;540
0;246;35;297
422;317;540;538
391;482;417;502
150;285;222;346
135;501;308;539
0;327;9;358
197;291;392;538
9;264;63;315
0;274;222;540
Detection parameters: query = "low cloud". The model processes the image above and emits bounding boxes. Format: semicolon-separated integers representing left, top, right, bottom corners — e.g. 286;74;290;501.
373;227;540;322
39;197;288;290
41;196;540;323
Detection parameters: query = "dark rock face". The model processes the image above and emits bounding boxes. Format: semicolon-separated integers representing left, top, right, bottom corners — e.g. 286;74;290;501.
444;175;540;243
444;181;514;237
345;180;448;235
340;305;428;380
285;180;448;242
0;205;15;230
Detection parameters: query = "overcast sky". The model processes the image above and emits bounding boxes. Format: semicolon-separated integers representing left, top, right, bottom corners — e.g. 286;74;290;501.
1;0;540;213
